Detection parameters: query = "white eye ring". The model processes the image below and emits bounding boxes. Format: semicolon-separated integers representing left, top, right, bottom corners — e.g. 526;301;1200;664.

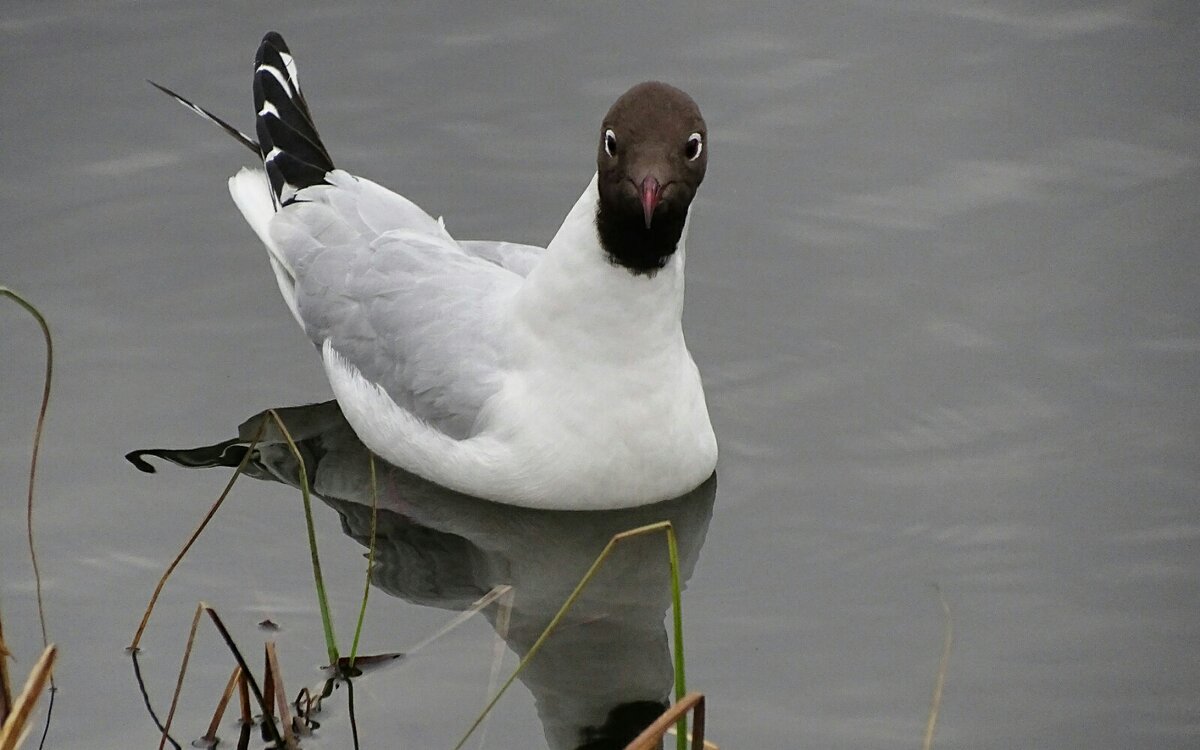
686;132;703;161
604;129;617;157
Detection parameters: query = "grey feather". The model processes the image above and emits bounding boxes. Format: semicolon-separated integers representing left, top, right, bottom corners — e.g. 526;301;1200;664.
270;171;523;438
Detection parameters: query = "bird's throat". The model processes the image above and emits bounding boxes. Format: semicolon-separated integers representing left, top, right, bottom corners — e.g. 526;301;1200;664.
595;201;686;276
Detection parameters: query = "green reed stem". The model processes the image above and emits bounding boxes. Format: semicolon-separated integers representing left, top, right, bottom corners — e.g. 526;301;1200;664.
452;520;688;750
265;410;340;667
347;453;379;670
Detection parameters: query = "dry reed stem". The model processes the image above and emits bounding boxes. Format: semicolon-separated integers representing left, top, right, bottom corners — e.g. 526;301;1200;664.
202;666;242;745
477;586;515;750
922;587;954;750
453;521;687;750
157;603;205;750
235;671;252;750
0;289;55;690
264;642;297;748
202;607;284;747
403;585;513;658
261;645;276;730
0;645;56;750
666;727;719;750
237;670;251;725
129;420;268;651
625;692;705;750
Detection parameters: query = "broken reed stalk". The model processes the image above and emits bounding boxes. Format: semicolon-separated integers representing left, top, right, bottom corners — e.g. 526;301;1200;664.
403;585;513;658
202;666;242;747
129;420;268;651
921;587;954;750
451;521;690;750
478;586;516;750
203;607;286;748
0;645;57;750
347;452;380;671
261;645;276;735
236;672;251;750
625;692;706;750
264;642;296;747
265;410;341;668
0;288;55;683
157;604;205;750
238;670;251;725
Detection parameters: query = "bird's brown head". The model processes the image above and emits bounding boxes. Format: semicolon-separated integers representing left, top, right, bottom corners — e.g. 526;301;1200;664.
595;82;707;275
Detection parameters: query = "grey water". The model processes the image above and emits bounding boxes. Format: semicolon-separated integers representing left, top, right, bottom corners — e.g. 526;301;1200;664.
2;2;1198;749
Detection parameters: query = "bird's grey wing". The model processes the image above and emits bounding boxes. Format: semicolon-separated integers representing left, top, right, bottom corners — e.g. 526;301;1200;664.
459;240;546;278
268;170;522;438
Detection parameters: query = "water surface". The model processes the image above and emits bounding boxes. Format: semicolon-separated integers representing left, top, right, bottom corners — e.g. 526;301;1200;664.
1;2;1197;748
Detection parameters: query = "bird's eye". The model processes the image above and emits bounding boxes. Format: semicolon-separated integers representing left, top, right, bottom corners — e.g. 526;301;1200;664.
685;133;703;161
604;129;617;157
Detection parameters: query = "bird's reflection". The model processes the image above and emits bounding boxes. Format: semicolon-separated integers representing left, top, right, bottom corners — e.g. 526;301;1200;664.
128;401;715;750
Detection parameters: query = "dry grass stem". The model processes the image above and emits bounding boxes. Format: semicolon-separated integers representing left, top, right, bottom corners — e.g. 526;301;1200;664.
129;421;268;651
453;521;688;750
236;672;252;750
0;288;55;686
478;586;515;750
666;727;720;750
922;587;954;750
264;642;297;748
261;646;276;732
625;692;706;750
237;670;251;724
404;585;513;659
202;666;242;745
202;607;284;747
0;645;57;750
157;603;205;750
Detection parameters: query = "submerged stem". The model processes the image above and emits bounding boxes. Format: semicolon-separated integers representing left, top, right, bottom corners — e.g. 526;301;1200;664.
348;453;379;670
451;520;688;750
266;410;340;667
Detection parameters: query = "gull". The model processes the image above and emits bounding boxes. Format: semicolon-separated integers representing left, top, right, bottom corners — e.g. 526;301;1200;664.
154;32;717;509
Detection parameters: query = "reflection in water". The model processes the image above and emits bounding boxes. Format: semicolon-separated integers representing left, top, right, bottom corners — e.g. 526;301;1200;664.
129;401;715;750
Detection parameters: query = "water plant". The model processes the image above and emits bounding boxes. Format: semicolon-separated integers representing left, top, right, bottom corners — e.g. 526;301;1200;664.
0;287;57;750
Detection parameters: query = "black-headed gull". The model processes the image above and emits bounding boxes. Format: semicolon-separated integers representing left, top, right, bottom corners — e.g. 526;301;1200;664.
157;32;716;509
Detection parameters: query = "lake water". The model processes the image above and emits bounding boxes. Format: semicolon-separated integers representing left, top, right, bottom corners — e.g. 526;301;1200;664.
2;2;1197;749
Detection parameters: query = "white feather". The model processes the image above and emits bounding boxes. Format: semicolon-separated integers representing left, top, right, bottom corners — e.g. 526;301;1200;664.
229;168;303;326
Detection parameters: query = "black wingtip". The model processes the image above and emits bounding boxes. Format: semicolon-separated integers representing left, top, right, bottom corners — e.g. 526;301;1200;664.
149;79;261;157
261;31;290;52
253;32;334;203
125;450;159;473
125;440;252;473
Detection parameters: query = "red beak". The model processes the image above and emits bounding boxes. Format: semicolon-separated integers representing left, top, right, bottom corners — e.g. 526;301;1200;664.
640;176;662;229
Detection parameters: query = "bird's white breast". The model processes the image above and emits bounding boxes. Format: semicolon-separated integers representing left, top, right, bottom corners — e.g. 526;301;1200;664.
469;177;718;506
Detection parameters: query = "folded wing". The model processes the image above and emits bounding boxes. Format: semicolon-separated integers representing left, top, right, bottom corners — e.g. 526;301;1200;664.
262;170;522;438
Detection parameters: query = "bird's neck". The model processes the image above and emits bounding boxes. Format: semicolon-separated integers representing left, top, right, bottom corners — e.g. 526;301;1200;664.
514;175;689;360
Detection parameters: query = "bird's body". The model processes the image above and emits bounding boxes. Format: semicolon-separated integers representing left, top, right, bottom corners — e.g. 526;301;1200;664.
163;32;716;509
